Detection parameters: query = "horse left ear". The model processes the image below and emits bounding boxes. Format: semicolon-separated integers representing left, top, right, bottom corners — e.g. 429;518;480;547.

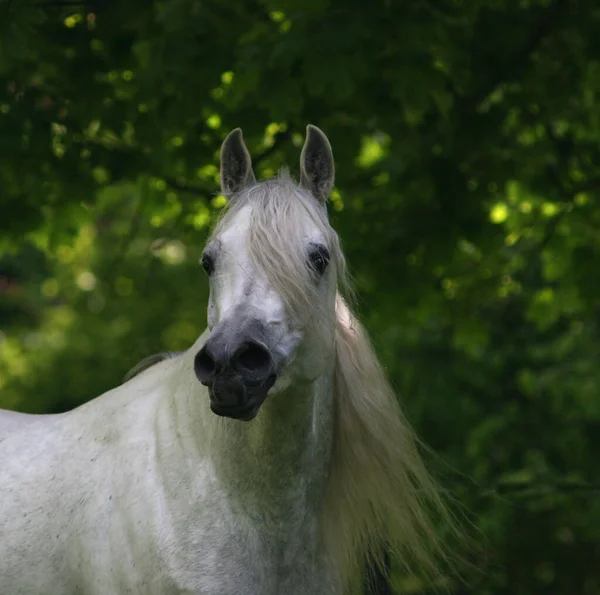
300;125;335;204
220;128;257;196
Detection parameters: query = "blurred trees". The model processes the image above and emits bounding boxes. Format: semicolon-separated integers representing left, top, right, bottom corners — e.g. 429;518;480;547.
1;0;600;592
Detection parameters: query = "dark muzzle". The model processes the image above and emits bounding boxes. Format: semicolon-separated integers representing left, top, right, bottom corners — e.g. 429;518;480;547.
194;319;277;420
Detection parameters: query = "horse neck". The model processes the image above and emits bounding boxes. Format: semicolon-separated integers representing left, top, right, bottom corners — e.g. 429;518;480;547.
167;348;336;522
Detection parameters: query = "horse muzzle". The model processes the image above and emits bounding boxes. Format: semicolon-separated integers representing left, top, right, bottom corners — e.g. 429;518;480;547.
194;321;277;421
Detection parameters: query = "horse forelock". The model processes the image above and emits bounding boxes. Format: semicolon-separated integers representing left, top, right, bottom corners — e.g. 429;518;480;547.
210;170;349;322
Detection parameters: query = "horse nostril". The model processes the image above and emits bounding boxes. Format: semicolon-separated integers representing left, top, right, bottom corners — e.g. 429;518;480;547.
194;347;217;385
233;342;272;376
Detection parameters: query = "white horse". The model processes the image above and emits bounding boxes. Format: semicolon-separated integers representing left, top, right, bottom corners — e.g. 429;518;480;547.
0;126;457;594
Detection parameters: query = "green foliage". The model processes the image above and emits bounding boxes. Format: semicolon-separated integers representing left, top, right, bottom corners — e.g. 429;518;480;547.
1;0;600;592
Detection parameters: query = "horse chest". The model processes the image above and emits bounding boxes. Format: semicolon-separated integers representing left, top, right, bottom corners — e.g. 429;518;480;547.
156;487;335;595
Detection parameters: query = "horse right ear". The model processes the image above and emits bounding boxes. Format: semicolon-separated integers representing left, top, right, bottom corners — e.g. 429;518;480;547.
300;125;335;204
220;128;257;196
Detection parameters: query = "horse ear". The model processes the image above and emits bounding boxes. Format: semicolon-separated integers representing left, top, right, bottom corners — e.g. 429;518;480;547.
220;128;257;196
299;125;335;204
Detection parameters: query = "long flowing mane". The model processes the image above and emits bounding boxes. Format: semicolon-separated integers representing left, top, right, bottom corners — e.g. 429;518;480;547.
325;295;461;590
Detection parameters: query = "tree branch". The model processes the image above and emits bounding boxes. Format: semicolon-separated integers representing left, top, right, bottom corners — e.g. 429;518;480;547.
163;177;214;200
434;479;600;498
35;0;100;7
35;1;87;6
162;129;292;199
254;129;292;167
463;0;570;111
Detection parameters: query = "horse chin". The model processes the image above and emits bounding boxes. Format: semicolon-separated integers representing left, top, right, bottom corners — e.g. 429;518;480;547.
209;400;261;421
208;374;276;421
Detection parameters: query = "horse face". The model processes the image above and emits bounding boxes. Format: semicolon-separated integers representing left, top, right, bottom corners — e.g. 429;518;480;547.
194;127;338;421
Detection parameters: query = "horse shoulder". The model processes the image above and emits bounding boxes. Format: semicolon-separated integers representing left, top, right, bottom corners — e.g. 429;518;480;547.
0;367;174;594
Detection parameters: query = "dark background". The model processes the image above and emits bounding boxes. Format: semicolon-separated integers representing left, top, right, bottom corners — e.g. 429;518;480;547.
1;1;599;593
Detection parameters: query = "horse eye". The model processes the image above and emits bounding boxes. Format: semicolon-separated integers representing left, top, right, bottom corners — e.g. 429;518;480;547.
201;254;215;276
308;245;330;277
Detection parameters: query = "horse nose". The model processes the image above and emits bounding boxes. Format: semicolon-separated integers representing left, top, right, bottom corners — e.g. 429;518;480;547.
231;341;272;379
194;344;220;386
194;339;273;386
